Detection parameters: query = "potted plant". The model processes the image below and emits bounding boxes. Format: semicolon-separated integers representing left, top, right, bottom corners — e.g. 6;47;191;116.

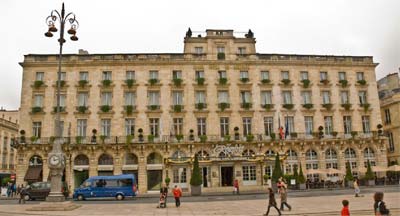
190;154;203;195
357;79;367;85
126;135;134;144
246;134;254;142
293;166;299;189
78;79;88;87
199;135;207;143
217;52;225;60
234;127;240;140
100;105;111;113
125;79;135;88
240;77;249;83
261;79;271;84
34;80;44;88
364;160;375;186
147;134;155;143
271;153;283;191
175;134;184;142
189;129;194;141
100;135;107;144
148;78;158;85
263;174;270;186
339;79;348;87
298;164;306;190
345;162;354;187
219;102;229;111
224;135;231;142
164;176;171;187
196;77;205;85
173;78;183;86
377;124;383;136
301;79;310;88
91;129;97;143
281;79;291;85
75;136;83;145
102;79;112;87
138;128;144;142
20;130;26;144
30;136;38;143
270;133;276;141
218;77;228;85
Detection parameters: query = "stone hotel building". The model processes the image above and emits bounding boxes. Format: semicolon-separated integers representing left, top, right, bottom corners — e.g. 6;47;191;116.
16;29;387;193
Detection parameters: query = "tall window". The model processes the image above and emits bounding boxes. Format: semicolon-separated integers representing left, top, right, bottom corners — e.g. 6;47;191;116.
238;47;246;55
101;119;111;137
149;70;158;79
195;71;204;79
240;71;249;79
126;71;135;79
325;149;338;176
172;91;183;105
322;91;331;104
148;91;159;105
149;118;159;136
217;46;225;54
302;91;312;104
172;70;182;79
218;91;229;103
345;148;357;169
362;116;371;134
261;71;269;80
283;91;292;104
195;91;206;103
324;116;333;135
34;95;44;107
243;117;252;136
384;109;391;124
388;132;394;152
102;71;112;80
363;148;375;167
240;91;251;103
304;116;313;135
125;92;135;106
356;72;364;81
261;91;272;105
58;95;66;108
79;71;88;81
125;119;135;136
300;71;309;80
218;70;227;78
285;116;295;133
195;47;203;54
340;91;349;104
77;119;87;137
32;122;42;138
242;166;256;181
343;116;352;135
60;72;66;81
197;118;206;136
358;91;367;104
101;92;112;106
305;149;318;171
220;117;229;137
35;72;44;81
338;72;346;81
173;118;183;135
264;117;274;136
286;149;298;174
320;71;328;81
281;71;289;79
78;92;88;106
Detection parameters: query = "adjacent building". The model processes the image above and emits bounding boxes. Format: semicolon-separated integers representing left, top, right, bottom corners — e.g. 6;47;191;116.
16;29;387;193
0;108;19;182
378;72;400;164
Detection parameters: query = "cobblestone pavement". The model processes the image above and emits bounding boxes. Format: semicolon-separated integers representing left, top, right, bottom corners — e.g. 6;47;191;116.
0;191;398;216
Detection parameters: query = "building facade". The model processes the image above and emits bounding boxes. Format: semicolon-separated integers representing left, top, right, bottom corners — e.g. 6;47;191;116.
378;72;400;164
0;109;19;182
16;29;387;193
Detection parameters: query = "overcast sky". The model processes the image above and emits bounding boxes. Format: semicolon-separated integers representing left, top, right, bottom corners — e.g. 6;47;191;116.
0;0;399;110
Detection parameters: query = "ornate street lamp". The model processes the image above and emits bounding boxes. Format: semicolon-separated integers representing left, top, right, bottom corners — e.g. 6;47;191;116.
44;3;79;202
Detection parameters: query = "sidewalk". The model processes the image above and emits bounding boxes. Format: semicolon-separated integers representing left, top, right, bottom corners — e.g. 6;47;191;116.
0;191;398;215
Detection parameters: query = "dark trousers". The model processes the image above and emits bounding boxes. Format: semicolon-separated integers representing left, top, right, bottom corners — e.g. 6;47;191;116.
18;195;25;204
280;201;291;210
266;204;281;216
174;197;180;207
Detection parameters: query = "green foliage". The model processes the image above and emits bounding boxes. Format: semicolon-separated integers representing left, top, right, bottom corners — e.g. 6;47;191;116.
345;162;354;181
102;79;112;87
100;105;111;113
78;106;88;113
224;135;231;141
125;79;135;88
364;160;375;180
217;52;225;60
2;177;11;186
173;105;183;112
125;105;134;114
219;78;228;85
200;135;207;143
219;102;230;111
246;134;254;142
263;174;270;183
351;131;358;138
31;106;43;113
147;134;155;143
263;104;273;110
298;164;306;184
196;77;205;85
190;154;203;186
148;78;158;85
261;79;271;84
126;135;134;144
362;103;370;111
75;136;83;144
303;103;313;109
173;78;183;86
149;105;159;110
272;153;283;182
100;135;107;143
357;80;367;85
242;103;252;109
196;103;206;110
293;166;299;182
78;80;88;87
301;79;310;88
30;136;38;143
56;80;66;87
270;133;276;140
281;79;291;85
339;79;348;87
175;134;184;142
34;80;44;88
240;77;249;83
165;176;171;186
283;104;294;110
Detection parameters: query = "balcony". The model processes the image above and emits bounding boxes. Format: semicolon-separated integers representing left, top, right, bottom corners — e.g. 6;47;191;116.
341;103;352;111
302;103;314;110
52;106;66;113
99;105;112;113
240;78;250;83
124;105;137;115
319;79;330;86
322;103;333;110
172;78;183;86
195;78;205;85
281;79;291;85
171;105;184;112
76;106;89;114
101;80;113;87
218;78;228;85
195;103;207;110
148;78;160;86
357;80;367;86
282;104;294;110
261;79;271;85
31;106;44;114
261;104;274;111
32;80;45;89
338;80;348;88
240;102;252;110
301;79;311;88
217;53;225;60
78;80;89;88
124;79;137;88
218;103;230;111
359;103;371;112
147;105;161;111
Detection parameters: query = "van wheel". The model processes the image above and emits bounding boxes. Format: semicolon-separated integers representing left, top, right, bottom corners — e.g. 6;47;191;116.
116;194;124;201
77;195;84;201
24;195;31;201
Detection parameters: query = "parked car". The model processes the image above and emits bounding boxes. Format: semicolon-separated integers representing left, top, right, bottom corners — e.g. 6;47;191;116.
24;182;69;201
73;174;137;201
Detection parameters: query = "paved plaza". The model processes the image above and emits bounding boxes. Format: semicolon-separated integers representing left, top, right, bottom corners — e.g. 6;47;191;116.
0;190;399;216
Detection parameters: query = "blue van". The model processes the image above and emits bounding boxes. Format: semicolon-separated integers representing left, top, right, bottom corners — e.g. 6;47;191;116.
73;174;137;201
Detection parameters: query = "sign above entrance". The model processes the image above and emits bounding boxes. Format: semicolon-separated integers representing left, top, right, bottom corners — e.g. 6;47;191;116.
213;144;244;156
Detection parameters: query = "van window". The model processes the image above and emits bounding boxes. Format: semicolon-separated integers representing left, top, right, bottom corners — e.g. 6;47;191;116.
119;179;133;187
95;179;107;187
83;181;91;188
105;179;118;187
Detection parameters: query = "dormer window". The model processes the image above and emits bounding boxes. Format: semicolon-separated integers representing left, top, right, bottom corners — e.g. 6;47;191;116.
238;47;246;55
195;47;203;54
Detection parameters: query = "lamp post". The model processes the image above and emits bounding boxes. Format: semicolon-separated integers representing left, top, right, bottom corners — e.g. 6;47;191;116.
44;3;79;202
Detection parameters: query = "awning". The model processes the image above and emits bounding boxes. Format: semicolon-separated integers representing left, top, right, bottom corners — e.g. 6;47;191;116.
24;166;42;182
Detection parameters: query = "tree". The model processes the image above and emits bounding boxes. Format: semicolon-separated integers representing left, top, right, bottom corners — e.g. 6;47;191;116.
293;165;299;182
272;153;283;182
297;163;306;184
364;160;375;180
190;154;202;186
1;177;10;186
345;162;354;181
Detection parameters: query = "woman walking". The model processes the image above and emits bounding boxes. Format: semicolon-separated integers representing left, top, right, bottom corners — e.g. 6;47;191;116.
264;188;282;216
353;179;360;197
279;184;292;211
373;192;390;216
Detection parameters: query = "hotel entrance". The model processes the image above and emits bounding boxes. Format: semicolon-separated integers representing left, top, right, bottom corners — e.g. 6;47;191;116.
220;166;234;186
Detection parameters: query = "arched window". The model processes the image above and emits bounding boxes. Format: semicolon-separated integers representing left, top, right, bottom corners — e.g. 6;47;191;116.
305;149;318;161
265;150;275;157
344;148;358;178
325;148;337;160
29;155;43;166
74;154;89;166
98;154;113;165
197;151;209;160
325;149;338;177
125;153;138;165
147;152;162;164
285;149;298;174
305;149;319;181
172;150;186;159
287;149;297;160
363;148;376;167
242;149;255;157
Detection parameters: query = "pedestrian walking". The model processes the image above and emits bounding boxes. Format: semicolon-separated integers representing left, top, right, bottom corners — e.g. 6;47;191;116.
264;188;282;216
16;184;21;196
18;184;26;204
233;179;239;195
12;183;16;197
279;184;291;211
158;183;168;208
6;183;11;197
341;200;350;216
373;192;390;216
172;185;182;207
353;179;360;197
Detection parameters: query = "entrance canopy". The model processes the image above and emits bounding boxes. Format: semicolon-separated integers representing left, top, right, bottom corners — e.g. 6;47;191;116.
24;165;42;182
